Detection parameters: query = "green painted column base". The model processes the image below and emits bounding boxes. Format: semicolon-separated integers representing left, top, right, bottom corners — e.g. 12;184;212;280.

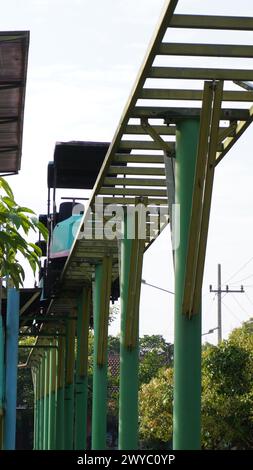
64;383;74;450
48;391;57;450
75;377;88;450
119;348;139;450
91;263;108;451
55;387;64;450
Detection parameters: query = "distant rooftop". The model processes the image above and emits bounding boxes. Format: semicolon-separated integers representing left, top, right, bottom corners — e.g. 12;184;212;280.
0;31;29;174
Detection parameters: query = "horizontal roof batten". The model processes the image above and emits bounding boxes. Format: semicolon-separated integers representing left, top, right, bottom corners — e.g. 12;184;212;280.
133;106;250;121
125;124;175;135
159;42;253;58
96;196;168;206
150;66;253;81
119;140;175;150
114;154;165;163
104;177;166;186
169;14;253;31
140;88;253;102
99;187;168;197
107;166;165;175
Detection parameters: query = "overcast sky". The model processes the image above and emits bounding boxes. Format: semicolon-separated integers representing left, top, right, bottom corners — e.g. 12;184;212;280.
2;0;253;344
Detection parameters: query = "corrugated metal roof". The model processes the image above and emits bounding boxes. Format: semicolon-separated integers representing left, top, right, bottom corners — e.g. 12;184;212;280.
0;31;29;174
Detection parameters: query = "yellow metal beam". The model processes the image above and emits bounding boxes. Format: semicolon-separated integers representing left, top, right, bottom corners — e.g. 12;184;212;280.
113;154;165;163
65;315;76;385
57;335;65;389
78;288;91;377
182;81;214;316
159;42;253;58
170;14;253;30
97;256;112;366
140;88;253;102
124;204;146;349
182;81;223;317
103;177;166;187
150;66;253;81
99;187;167;197
193;81;224;312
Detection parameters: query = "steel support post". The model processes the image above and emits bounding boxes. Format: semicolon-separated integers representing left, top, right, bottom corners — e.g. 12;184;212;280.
48;343;57;449
43;350;50;450
64;316;75;450
0;311;4;450
4;288;20;450
92;257;112;450
173;119;202;450
39;356;45;450
31;367;39;450
119;209;145;450
36;369;40;450
36;371;40;450
75;287;90;450
55;335;65;450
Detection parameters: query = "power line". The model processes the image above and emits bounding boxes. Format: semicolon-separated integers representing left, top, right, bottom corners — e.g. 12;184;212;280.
221;300;242;323
229;273;253;285
244;291;253;308
230;293;249;317
141;279;174;295
224;255;253;284
202;327;219;337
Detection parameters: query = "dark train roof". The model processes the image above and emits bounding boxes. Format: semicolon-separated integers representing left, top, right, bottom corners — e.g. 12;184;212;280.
47;141;110;189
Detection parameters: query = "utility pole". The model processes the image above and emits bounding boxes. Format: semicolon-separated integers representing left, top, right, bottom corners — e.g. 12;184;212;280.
210;264;244;344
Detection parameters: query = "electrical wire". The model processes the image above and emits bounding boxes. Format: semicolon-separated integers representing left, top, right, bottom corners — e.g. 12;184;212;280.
230;293;249;317
221;300;242;323
229;273;253;285
224;255;253;284
141;279;174;295
244;291;253;308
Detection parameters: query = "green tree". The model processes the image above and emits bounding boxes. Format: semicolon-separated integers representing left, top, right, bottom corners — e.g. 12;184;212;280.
139;368;173;448
202;333;253;449
0;177;47;287
139;325;253;449
139;335;173;384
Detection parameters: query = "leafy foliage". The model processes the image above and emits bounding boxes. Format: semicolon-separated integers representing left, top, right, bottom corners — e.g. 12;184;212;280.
139;335;173;385
17;337;35;409
139;323;253;449
202;331;253;449
139;368;173;444
0;177;47;286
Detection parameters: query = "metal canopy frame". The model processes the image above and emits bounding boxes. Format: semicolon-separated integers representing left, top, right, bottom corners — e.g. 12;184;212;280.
29;0;253;355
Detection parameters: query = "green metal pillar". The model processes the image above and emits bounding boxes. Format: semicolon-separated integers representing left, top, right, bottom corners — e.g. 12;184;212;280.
55;335;65;450
4;288;20;450
64;317;75;450
75;287;90;450
48;344;57;449
43;350;50;450
119;210;144;450
36;369;40;450
32;367;39;450
39;356;45;450
0;311;4;449
173;119;202;450
92;257;112;450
